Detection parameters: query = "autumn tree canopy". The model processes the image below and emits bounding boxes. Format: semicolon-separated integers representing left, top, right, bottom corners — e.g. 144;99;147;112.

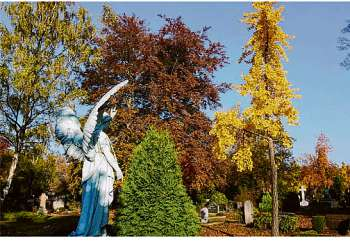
301;133;337;197
0;136;11;153
211;2;299;171
83;6;229;194
0;2;95;154
210;3;298;235
338;162;350;192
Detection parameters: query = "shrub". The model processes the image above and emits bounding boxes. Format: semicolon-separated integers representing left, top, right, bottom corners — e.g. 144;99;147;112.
337;219;350;236
14;211;40;222
115;128;200;236
57;207;65;212
210;191;228;205
67;201;80;211
312;216;326;233
299;230;319;236
279;215;299;233
254;193;273;229
259;192;272;212
254;211;299;232
3;212;16;221
254;210;272;229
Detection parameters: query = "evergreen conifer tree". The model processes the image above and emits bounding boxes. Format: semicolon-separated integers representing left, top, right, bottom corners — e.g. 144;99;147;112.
115;128;200;236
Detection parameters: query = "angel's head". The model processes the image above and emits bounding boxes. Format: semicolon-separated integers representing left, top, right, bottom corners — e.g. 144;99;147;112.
102;112;112;125
94;112;112;133
97;103;116;130
55;106;83;146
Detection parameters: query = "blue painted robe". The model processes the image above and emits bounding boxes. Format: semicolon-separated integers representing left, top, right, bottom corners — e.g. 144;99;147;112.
70;132;123;236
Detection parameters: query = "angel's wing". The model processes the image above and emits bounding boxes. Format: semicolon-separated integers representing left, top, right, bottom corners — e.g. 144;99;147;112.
55;107;83;146
55;107;87;162
82;80;128;154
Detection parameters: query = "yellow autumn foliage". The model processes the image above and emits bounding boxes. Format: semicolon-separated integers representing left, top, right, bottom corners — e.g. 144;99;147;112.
210;106;246;166
340;162;350;190
211;2;299;172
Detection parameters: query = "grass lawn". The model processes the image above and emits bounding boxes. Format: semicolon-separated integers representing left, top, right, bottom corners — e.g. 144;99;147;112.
0;212;79;236
199;222;343;236
0;211;348;236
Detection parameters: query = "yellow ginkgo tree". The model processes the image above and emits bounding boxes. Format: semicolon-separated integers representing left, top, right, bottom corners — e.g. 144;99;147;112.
211;2;300;236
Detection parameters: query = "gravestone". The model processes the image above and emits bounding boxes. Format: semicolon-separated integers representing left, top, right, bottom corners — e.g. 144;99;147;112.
244;200;253;224
53;197;65;211
331;200;339;209
299;186;309;207
227;201;235;211
38;192;48;214
282;192;300;212
208;203;219;213
319;189;332;209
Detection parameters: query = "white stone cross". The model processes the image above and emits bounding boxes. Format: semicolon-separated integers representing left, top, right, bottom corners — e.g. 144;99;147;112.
39;193;48;209
39;193;49;214
299;185;309;207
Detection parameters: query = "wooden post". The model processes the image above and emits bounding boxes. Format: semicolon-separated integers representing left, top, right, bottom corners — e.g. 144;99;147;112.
269;138;279;236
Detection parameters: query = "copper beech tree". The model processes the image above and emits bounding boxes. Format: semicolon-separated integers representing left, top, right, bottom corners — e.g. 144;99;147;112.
83;7;229;194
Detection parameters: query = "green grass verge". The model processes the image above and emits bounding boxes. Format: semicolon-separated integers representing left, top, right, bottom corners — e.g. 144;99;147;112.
0;212;79;236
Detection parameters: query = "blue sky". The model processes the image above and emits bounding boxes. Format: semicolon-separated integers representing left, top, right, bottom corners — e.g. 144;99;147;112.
1;2;349;164
79;2;350;164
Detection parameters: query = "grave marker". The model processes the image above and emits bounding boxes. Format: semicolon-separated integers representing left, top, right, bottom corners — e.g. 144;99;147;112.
244;200;253;224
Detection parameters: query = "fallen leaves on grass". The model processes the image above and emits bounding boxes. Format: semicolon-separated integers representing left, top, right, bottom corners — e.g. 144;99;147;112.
200;223;271;236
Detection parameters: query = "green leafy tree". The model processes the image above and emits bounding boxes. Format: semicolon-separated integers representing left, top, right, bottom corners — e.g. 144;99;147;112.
0;2;95;209
7;150;58;205
210;191;228;205
65;160;82;202
222;137;299;205
115;128;200;236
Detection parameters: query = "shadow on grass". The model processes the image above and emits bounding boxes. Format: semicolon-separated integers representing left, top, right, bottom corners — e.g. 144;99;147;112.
0;214;79;236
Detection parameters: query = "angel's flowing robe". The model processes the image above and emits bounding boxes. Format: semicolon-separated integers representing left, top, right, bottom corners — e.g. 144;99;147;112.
70;131;123;236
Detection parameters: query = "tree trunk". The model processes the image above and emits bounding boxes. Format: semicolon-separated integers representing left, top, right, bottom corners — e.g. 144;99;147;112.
0;154;18;219
269;138;279;236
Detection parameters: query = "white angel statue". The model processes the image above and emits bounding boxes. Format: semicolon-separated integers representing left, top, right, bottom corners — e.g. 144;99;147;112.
54;81;128;236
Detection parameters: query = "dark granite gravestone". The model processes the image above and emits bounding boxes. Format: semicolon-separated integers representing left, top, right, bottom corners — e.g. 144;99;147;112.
208;203;219;213
282;192;300;212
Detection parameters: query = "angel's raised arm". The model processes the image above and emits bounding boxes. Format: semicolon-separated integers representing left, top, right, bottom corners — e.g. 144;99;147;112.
82;80;128;154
